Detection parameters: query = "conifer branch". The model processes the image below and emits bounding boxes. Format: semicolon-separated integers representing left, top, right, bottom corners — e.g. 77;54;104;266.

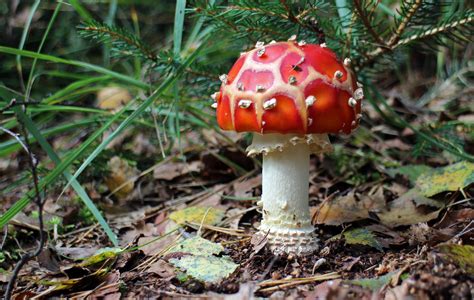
387;0;422;46
360;15;474;68
395;15;473;46
353;0;385;46
79;22;157;63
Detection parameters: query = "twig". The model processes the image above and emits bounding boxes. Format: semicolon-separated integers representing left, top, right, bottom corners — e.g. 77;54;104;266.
258;256;278;281
257;272;340;293
186;222;250;237
197;207;212;237
0;125;31;157
454;220;474;239
0;98;43;114
0;226;7;250
387;0;422;47
360;15;474;68
4;107;46;300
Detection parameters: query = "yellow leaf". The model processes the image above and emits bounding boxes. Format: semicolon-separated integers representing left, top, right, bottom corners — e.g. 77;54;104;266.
97;86;132;111
169;206;224;226
416;161;474;197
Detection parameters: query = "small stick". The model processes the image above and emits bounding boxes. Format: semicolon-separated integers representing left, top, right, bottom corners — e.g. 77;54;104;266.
258;272;340;293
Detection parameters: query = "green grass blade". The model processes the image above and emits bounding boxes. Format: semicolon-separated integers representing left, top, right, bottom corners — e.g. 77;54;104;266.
16;0;41;84
0;117;100;156
0;46;148;90
0;100;133;229
14;108;118;246
69;0;94;22
43;75;111;104
60;39;208;197
173;0;187;55
25;1;63;101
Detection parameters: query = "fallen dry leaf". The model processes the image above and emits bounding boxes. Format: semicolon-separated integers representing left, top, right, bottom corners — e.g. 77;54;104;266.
105;156;139;201
233;175;261;199
153;160;202;181
303;279;345;299
137;234;178;256
87;270;121;300
97;86;132;111
313;185;445;227
147;259;176;278
169;206;225;227
375;189;444;227
312;185;386;225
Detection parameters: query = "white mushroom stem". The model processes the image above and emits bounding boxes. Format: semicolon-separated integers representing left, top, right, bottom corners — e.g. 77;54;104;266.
249;134;331;255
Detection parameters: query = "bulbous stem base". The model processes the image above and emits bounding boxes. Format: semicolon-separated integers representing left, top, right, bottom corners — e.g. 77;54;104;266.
253;134;321;255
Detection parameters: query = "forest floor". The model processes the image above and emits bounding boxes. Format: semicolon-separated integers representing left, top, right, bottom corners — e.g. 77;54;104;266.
1;1;473;299
1;83;473;299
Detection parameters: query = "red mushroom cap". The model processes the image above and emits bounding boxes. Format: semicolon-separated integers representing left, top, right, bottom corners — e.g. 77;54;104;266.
214;41;362;135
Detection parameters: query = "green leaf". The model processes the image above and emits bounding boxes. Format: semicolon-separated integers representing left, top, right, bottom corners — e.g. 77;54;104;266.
167;236;223;256
173;0;187;55
169;206;224;227
79;247;123;266
0;101;132;231
14;108;118;246
438;244;474;275
169;255;238;283
330;228;383;251
416;161;474;197
167;236;238;283
58;38;209;201
69;0;94;22
0;46;148;90
386;164;433;183
347;272;396;291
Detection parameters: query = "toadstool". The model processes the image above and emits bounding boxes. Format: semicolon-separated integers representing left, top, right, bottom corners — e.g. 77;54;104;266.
212;39;362;255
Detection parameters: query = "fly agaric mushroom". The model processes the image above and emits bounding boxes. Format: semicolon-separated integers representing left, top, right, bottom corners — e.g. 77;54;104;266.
212;40;362;255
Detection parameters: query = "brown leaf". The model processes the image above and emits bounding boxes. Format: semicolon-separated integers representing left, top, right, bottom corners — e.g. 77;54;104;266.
302;279;346;300
436;208;474;228
312;185;386;225
137;233;178;256
37;248;61;272
313;185;445;227
371;138;412;152
365;225;405;247
384;281;411;300
233;175;261;199
342;256;361;271
375;189;444;227
88;271;121;300
250;232;268;254
120;222;157;247
153;161;202;181
147;259;176;278
105;156;139;201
